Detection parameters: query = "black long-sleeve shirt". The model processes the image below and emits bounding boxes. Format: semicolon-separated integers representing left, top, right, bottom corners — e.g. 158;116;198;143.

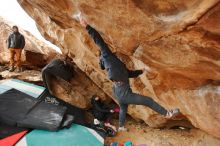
91;98;110;113
91;97;111;121
86;25;143;82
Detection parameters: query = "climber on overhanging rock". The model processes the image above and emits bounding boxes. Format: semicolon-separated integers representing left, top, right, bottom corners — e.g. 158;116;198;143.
79;16;180;132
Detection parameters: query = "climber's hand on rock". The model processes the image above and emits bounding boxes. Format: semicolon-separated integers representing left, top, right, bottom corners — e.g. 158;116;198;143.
141;68;147;73
79;16;87;27
141;68;158;80
146;70;158;80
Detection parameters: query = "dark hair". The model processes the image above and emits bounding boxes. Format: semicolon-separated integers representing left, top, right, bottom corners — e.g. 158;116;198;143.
91;95;101;105
91;95;97;101
12;25;18;29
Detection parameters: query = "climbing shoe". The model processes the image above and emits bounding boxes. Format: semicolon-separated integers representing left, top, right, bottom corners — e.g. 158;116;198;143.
9;66;15;72
118;126;128;132
15;67;23;73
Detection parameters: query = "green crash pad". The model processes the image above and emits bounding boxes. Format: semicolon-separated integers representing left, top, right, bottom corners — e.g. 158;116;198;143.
16;124;104;146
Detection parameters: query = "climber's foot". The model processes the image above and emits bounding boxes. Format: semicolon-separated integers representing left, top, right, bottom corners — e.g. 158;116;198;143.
118;126;128;132
9;66;15;72
15;67;23;73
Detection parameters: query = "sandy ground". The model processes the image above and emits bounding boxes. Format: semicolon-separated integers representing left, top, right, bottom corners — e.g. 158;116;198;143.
105;119;220;146
0;66;43;85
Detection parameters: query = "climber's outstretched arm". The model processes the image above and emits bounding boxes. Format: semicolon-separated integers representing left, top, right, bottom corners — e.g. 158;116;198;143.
80;17;112;57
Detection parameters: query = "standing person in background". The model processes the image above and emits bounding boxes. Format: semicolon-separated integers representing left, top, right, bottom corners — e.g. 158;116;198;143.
79;17;180;132
7;25;25;72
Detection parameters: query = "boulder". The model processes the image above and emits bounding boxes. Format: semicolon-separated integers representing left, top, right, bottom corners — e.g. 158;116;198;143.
18;0;220;138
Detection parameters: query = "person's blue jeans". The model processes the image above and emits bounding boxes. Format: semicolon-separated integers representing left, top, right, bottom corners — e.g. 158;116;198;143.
113;84;167;127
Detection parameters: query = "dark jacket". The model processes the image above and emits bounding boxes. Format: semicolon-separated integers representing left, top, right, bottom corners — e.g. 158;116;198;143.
86;25;143;82
91;97;110;113
91;97;110;121
7;32;25;49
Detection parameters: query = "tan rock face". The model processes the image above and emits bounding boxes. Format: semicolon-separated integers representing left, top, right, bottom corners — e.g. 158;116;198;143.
50;63;110;109
18;0;220;138
0;17;57;67
0;70;42;83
